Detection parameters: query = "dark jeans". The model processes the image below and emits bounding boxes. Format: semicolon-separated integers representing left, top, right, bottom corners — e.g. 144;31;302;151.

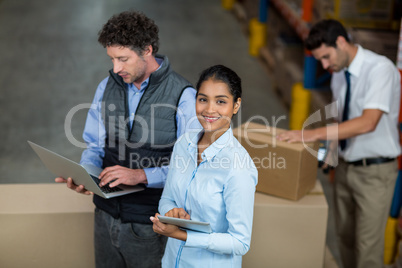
94;208;167;268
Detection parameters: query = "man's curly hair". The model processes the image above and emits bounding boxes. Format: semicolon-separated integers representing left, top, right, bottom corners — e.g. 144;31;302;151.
98;11;159;56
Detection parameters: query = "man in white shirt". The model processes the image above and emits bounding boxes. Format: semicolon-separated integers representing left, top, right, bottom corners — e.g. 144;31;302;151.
277;19;401;268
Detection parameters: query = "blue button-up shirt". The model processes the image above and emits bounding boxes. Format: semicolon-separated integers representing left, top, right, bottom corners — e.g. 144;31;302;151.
80;59;201;187
159;127;258;268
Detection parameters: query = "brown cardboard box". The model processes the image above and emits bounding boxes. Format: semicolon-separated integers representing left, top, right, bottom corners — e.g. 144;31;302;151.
0;183;95;268
233;122;319;200
243;180;328;268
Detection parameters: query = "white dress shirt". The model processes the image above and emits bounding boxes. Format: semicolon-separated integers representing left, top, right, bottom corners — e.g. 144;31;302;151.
331;45;401;161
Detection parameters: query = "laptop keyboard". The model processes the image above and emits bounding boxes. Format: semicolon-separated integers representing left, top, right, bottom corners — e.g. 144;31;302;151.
90;175;123;193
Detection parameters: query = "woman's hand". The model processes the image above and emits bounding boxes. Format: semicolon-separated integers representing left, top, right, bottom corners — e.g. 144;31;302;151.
165;207;191;219
150;213;188;241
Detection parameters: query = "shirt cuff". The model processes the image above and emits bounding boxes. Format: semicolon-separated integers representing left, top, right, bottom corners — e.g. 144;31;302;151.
144;167;167;188
184;230;209;249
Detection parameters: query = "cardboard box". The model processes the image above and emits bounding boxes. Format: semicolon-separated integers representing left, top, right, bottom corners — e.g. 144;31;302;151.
0;183;95;268
243;180;328;268
233;122;319;200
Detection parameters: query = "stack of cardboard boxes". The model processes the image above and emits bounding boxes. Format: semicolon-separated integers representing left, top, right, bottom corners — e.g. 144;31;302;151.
233;122;329;267
313;0;397;30
313;0;400;63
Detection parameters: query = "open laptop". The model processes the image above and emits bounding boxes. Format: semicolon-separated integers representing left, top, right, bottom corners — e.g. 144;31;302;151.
28;141;144;199
157;215;212;233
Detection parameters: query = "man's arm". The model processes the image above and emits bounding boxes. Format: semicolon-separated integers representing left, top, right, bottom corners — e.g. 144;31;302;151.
277;109;384;143
79;78;109;167
55;78;108;194
140;87;200;188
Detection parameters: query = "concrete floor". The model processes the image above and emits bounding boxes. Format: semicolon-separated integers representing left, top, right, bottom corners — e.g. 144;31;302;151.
0;0;340;267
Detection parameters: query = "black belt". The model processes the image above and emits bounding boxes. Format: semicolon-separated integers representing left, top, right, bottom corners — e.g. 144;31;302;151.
346;157;395;167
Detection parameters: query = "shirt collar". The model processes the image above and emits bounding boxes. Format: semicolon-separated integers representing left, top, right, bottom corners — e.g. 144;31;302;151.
345;45;363;78
187;127;233;162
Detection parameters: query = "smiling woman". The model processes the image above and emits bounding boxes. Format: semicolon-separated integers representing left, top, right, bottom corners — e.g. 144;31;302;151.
151;65;258;268
195;65;242;163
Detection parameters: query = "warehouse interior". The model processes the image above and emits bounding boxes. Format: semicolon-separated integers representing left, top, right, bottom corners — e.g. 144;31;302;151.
1;0;401;267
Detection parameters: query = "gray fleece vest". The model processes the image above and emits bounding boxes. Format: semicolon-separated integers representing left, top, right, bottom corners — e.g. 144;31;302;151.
93;55;192;223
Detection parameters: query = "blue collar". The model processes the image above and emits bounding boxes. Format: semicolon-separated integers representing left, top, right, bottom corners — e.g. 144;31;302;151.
188;127;233;163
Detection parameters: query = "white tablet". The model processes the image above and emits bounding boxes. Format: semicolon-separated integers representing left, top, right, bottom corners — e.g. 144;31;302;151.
157;215;212;234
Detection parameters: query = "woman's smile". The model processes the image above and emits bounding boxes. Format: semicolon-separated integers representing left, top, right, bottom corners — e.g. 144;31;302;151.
202;115;221;123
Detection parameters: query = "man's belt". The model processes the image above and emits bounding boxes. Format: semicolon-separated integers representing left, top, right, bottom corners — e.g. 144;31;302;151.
346;157;395;167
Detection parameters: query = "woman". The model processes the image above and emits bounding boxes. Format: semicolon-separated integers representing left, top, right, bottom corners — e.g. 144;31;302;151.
150;65;258;267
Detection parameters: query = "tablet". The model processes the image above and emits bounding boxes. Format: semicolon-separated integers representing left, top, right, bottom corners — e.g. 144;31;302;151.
157;215;212;233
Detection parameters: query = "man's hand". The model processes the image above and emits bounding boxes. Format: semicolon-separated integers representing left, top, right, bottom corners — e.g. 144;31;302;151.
55;177;93;195
276;129;318;143
321;140;338;172
99;165;147;188
277;109;383;143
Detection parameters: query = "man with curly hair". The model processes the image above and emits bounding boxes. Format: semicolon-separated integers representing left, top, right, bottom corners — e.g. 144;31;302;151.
56;10;199;267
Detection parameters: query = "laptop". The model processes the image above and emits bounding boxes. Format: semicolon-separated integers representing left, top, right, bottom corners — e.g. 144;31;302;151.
28;141;144;199
157;215;212;233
